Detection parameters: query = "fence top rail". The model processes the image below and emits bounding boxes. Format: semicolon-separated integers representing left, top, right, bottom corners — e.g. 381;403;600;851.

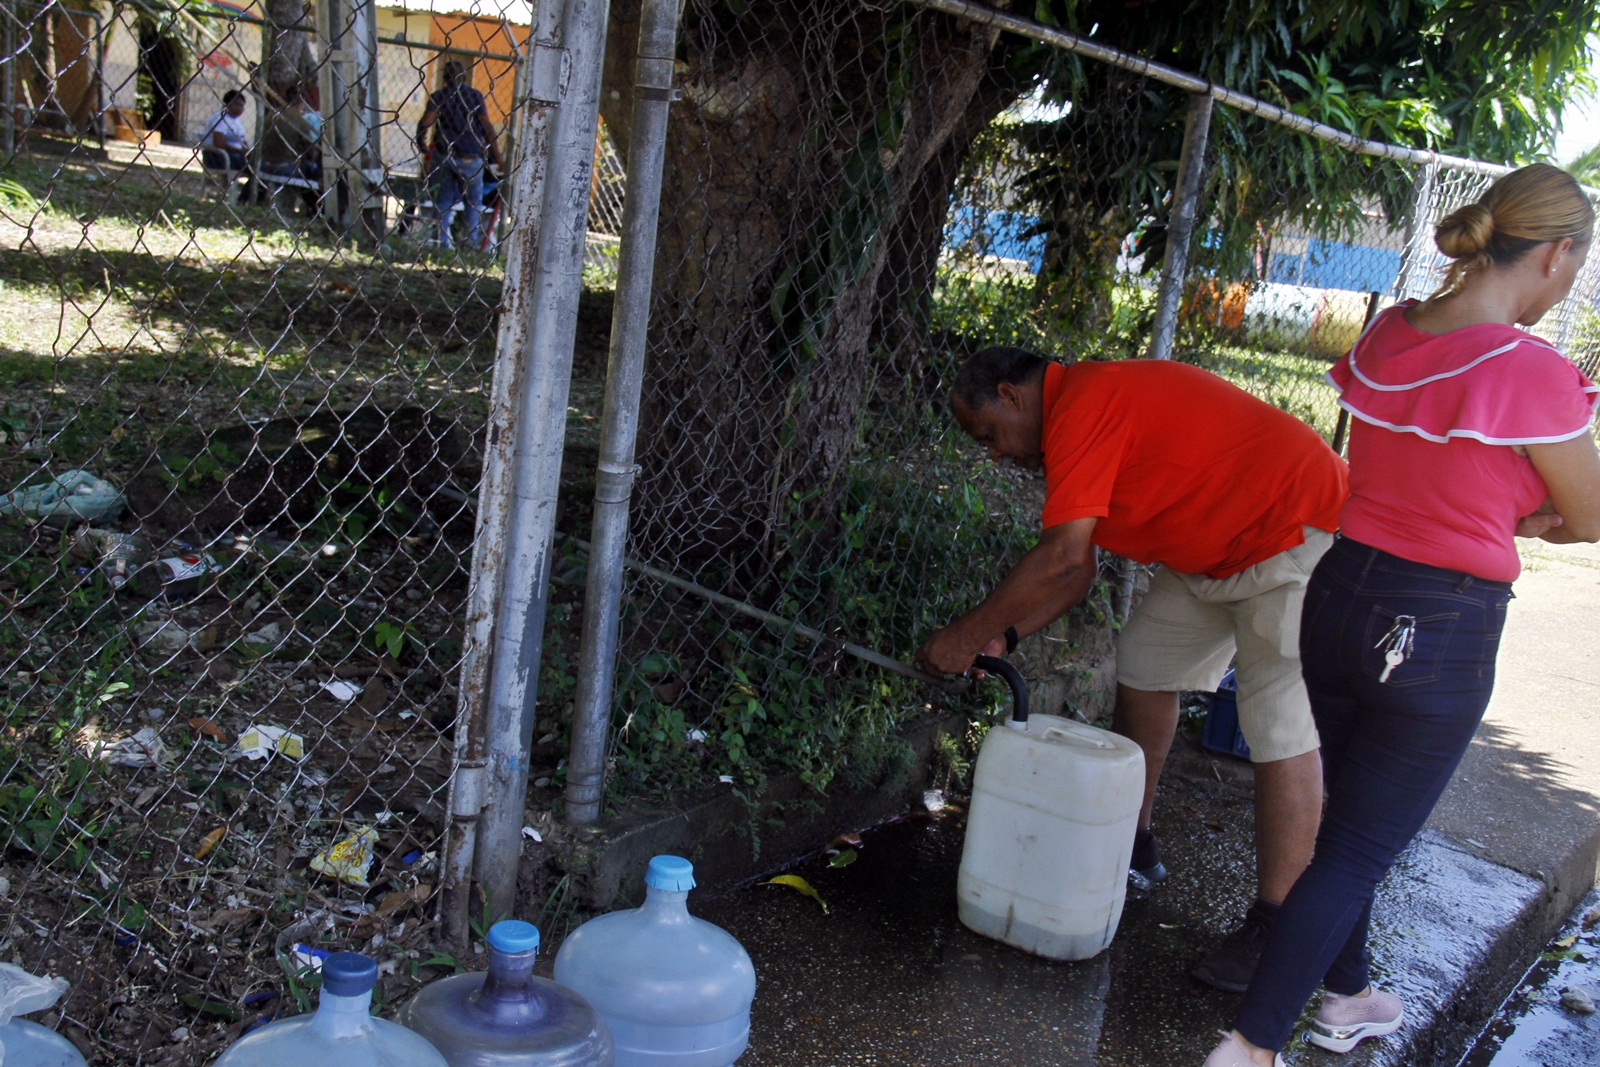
910;0;1515;180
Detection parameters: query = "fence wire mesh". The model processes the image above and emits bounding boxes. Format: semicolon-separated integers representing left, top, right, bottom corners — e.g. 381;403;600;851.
0;1;542;1062
1;0;1598;1063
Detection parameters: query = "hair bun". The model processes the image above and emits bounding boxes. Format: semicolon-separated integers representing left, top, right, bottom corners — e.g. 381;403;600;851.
1435;202;1496;260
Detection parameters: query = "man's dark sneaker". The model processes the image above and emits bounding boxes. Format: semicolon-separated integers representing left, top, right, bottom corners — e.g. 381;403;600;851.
1191;899;1279;992
1129;827;1168;889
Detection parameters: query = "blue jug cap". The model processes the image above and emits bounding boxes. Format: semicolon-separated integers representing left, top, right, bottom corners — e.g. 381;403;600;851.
645;855;696;891
487;919;540;954
321;952;378;996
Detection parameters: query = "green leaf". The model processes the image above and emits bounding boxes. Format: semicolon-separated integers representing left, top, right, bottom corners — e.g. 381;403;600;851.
763;874;830;913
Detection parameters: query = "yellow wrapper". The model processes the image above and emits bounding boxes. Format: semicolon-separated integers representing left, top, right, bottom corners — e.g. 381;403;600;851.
310;826;377;887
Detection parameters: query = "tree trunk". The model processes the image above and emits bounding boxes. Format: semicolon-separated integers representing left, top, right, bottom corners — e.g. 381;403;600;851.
603;0;1017;574
263;0;312;96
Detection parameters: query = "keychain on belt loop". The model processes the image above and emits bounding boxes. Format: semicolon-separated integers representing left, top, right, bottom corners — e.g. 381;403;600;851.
1376;615;1417;683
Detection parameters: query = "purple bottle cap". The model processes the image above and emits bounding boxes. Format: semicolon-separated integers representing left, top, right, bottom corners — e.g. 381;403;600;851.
321;953;378;996
645;855;696;891
488;920;540;954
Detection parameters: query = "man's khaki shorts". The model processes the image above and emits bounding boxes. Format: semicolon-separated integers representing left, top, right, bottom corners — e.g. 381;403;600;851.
1115;527;1334;764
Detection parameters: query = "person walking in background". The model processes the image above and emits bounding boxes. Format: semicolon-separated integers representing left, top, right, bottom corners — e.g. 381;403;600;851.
1205;164;1600;1067
415;60;503;252
916;348;1348;992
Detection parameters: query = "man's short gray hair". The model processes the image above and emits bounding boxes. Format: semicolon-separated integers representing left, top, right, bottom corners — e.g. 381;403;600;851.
950;346;1051;410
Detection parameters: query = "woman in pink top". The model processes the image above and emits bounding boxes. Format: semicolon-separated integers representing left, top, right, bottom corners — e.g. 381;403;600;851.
1205;164;1600;1067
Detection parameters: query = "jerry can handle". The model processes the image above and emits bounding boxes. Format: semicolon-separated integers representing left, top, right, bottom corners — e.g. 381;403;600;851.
972;654;1029;728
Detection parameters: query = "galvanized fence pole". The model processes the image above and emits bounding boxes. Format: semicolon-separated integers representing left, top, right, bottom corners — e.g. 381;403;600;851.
471;0;612;923
440;0;568;947
2;0;16;158
564;0;682;827
1146;90;1213;361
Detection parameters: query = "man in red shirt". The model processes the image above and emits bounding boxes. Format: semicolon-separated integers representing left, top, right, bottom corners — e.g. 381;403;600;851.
917;346;1349;990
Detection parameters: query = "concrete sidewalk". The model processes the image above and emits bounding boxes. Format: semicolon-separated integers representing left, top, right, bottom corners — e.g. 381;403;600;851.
545;539;1600;1066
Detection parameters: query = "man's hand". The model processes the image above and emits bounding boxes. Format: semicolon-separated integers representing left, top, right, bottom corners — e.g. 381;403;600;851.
916;623;998;675
1516;498;1564;539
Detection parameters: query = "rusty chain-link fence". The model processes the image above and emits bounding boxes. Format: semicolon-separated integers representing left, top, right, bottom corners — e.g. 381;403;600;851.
2;0;1598;1063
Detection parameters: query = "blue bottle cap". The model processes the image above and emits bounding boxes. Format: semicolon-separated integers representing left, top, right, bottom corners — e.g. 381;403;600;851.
488;920;540;954
645;855;696;891
321;952;378;997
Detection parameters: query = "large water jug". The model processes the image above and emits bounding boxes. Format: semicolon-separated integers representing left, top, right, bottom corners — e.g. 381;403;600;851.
395;919;613;1066
213;952;448;1066
552;856;755;1067
956;656;1144;961
0;1020;88;1067
0;962;87;1067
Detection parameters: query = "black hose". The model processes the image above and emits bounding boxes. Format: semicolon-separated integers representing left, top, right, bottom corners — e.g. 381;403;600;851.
972;654;1028;725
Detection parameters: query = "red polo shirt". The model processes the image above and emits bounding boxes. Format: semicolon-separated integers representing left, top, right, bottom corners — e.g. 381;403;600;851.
1041;360;1348;579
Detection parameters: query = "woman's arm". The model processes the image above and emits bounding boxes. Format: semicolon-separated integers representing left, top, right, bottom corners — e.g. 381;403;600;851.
1525;434;1600;542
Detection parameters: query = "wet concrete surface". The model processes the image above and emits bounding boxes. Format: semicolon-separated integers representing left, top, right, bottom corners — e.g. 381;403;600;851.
1460;891;1600;1067
689;734;1550;1066
570;541;1600;1066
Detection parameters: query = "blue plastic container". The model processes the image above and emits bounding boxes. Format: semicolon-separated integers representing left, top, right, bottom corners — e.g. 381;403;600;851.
0;1019;89;1066
212;952;448;1066
395;920;613;1066
552;856;755;1067
1200;668;1251;761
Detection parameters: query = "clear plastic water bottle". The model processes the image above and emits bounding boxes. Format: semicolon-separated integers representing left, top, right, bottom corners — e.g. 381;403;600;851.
553;856;755;1067
213;952;447;1066
395;920;613;1066
0;1019;89;1067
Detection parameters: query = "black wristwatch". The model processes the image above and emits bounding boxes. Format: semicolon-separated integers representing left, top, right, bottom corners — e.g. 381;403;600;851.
1004;626;1019;654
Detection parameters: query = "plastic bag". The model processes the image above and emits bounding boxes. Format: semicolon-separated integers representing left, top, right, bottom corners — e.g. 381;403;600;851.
0;470;125;527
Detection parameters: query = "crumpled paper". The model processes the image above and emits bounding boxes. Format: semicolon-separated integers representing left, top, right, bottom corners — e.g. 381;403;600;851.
85;727;169;767
310;826;378;888
233;725;305;762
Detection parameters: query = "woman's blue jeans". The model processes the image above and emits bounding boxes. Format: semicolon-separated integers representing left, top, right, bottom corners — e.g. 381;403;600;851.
434;155;484;250
1233;535;1512;1051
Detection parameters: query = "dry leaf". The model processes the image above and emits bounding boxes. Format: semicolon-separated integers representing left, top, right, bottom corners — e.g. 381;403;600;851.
194;825;227;860
189;716;230;743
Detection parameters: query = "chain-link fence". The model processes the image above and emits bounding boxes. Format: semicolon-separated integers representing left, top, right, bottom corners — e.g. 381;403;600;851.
0;0;540;1061
2;0;1598;1063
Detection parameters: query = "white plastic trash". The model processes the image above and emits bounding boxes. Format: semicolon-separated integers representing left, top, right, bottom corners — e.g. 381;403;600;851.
0;470;125;527
957;712;1144;961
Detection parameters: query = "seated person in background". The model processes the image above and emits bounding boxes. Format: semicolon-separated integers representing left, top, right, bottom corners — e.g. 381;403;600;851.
198;89;256;201
260;82;322;213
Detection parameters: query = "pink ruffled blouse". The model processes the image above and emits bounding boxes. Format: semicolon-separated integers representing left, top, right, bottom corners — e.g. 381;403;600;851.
1328;300;1599;581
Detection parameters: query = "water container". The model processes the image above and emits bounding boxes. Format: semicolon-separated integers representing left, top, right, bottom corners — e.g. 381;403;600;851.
0;1019;89;1066
213;952;448;1067
956;660;1144;961
0;962;87;1067
552;856;755;1067
395;920;613;1066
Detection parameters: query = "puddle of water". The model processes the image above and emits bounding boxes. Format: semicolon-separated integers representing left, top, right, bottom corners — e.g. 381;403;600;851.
1456;891;1600;1067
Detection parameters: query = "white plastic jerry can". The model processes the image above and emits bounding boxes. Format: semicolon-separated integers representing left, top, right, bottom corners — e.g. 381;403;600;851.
957;710;1144;961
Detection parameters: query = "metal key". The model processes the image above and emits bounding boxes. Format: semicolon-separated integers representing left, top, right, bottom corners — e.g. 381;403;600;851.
1379;647;1404;683
1375;615;1417;684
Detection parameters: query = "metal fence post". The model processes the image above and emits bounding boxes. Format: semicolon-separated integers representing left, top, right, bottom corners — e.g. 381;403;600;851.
1147;90;1213;361
439;0;565;949
564;0;682;827
3;0;16;158
470;0;612;924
